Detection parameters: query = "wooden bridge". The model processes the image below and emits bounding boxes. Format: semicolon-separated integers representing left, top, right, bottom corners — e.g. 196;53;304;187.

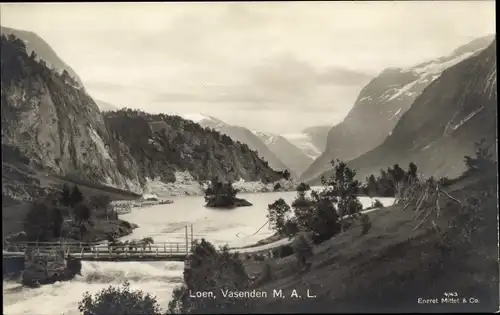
4;241;190;262
3;226;195;262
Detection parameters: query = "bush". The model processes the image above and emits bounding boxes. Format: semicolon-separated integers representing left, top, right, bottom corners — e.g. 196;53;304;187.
279;244;295;258
292;234;313;270
373;199;384;208
360;214;372;235
283;219;299;239
267;198;292;236
273;183;282;191
167;239;250;314
254;254;266;261
296;182;311;192
77;281;162;315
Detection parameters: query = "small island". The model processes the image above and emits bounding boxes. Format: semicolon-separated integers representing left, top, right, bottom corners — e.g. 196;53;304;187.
204;177;253;209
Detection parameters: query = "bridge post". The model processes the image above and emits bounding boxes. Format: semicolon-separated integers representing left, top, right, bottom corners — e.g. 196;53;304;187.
185;225;189;254
190;224;194;245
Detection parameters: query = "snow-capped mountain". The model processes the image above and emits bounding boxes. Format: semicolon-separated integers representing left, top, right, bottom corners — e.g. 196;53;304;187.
301;35;495;182
283;125;331;160
180;113;291;175
282;133;322;160
311;38;497;184
252;131;313;176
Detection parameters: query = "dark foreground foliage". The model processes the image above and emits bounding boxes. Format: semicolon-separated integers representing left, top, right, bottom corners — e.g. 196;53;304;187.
78;281;162;315
167;239;250;314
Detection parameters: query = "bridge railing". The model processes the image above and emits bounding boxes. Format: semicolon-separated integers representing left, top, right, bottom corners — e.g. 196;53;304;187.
23;242;189;259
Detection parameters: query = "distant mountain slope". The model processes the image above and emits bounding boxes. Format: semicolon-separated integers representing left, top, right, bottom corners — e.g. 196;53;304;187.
301;35;495;182
95;99;120;112
181;114;291;175
253;131;313;176
0;25;83;87
283;125;330;160
310;38;497;184
1;34;281;201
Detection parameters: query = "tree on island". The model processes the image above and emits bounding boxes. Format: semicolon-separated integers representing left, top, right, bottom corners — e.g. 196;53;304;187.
204;177;252;208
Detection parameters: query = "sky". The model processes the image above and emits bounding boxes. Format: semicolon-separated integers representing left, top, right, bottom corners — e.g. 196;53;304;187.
0;2;496;134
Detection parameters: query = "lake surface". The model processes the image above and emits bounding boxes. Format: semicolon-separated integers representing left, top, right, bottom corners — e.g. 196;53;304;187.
2;189;394;315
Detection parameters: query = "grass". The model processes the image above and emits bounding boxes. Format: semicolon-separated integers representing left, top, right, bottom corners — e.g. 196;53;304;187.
242;171;498;313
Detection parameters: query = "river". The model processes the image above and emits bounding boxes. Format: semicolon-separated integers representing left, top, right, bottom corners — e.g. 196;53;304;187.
2;189;394;315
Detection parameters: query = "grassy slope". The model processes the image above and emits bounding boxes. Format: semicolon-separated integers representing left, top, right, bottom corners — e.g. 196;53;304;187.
244;171;498;313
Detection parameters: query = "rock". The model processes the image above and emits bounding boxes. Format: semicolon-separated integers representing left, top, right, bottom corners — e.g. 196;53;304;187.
234;198;253;207
21;247;81;287
205;197;253;209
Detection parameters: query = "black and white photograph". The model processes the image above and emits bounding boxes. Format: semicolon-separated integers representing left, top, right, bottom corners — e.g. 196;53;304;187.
1;2;498;314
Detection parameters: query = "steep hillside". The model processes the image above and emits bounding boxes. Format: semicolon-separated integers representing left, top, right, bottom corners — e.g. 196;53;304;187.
1;34;281;202
253;131;313;177
181;114;290;175
105;110;282;185
302;35;495;182
1;34;140;198
283;125;330;160
0;26;83;87
311;39;497;183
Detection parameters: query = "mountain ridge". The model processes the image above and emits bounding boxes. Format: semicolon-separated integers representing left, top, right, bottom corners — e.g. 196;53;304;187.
301;35;495;182
1;25;84;87
1;32;282;201
180;113;293;176
309;38;497;184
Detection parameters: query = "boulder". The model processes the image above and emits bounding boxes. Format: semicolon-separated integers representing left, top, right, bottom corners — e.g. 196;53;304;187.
21;247;82;287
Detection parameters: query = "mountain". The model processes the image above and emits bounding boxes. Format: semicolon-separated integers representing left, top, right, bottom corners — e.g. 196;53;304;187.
310;39;497;184
252;131;313;177
95;99;120;112
0;26;83;87
301;35;495;182
283;125;330;160
1;34;281;201
180;114;291;175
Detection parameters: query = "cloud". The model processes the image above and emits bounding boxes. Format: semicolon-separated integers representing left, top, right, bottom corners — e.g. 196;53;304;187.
146;54;371;114
0;1;495;133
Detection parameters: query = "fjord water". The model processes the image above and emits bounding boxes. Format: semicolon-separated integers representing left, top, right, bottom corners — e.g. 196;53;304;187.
3;190;394;315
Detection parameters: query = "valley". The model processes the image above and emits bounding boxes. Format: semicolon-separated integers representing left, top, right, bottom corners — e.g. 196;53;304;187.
1;3;497;315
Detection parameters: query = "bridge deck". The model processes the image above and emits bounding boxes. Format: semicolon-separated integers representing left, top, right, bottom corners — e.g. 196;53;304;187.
3;242;189;262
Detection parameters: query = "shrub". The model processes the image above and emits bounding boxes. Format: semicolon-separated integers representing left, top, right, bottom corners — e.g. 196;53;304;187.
259;262;274;283
360;214;372;235
254;254;266;261
273;182;282;191
167;239;250;314
279;244;295;258
292;234;314;270
267;198;292;235
283;219;299;239
77;281;162;315
373;199;384;208
296;182;311;192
